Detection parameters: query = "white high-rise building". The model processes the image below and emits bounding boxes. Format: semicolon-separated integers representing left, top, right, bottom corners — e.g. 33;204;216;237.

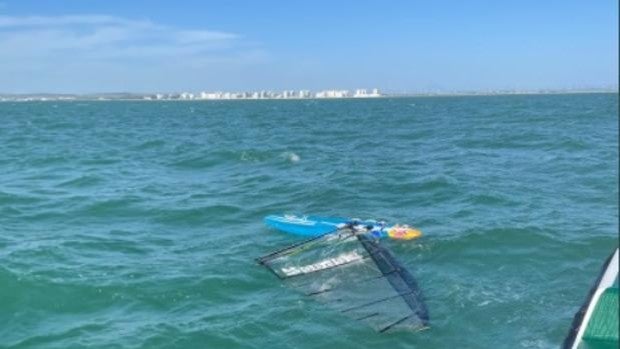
353;89;368;97
180;92;194;100
353;88;381;98
281;90;296;99
316;90;350;98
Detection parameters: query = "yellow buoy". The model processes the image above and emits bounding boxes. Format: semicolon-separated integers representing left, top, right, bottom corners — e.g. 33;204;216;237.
387;225;422;240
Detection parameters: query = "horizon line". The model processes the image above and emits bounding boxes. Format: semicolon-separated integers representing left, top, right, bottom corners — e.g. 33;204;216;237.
1;86;618;97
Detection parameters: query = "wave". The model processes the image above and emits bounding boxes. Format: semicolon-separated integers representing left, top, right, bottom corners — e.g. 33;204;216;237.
133;139;166;150
56;175;105;188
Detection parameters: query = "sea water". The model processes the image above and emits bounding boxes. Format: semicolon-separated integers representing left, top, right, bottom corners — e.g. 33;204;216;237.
0;94;617;348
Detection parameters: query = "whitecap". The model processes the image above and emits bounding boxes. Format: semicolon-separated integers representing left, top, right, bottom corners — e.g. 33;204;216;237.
282;152;300;163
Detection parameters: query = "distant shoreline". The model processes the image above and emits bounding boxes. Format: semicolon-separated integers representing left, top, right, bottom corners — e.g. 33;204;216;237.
0;89;617;102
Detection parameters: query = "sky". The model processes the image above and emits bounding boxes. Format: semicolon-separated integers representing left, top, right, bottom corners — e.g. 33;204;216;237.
0;0;617;94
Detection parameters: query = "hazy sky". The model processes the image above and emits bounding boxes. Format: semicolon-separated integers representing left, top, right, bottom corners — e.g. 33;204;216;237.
0;0;617;93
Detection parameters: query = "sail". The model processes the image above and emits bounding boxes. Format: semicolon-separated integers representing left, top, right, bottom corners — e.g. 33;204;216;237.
257;228;429;332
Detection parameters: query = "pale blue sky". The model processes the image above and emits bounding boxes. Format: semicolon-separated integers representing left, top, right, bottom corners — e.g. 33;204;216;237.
0;0;617;93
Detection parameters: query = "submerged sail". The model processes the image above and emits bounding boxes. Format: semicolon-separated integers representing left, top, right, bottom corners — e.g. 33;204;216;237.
257;228;429;332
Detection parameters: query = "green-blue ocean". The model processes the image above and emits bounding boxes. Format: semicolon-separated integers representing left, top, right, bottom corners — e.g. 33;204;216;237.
0;93;618;349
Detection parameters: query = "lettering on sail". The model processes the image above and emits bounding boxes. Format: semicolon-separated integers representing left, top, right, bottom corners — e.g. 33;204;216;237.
281;251;364;277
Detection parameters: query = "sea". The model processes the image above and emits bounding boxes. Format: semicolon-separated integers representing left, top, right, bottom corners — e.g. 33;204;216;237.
0;93;617;349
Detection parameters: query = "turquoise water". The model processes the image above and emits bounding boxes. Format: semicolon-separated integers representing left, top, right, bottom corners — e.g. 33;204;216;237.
0;94;617;348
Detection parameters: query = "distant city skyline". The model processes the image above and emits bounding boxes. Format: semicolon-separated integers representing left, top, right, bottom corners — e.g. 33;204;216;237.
0;0;617;94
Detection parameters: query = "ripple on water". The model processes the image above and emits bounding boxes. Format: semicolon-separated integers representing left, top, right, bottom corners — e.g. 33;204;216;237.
56;175;106;188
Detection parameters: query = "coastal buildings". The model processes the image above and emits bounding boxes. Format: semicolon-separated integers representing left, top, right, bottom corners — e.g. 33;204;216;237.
0;88;385;101
179;92;194;100
4;88;618;102
156;88;384;100
0;88;384;102
315;90;350;98
353;88;381;98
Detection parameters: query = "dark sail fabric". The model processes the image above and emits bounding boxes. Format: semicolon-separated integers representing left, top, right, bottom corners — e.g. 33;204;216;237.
257;228;429;332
